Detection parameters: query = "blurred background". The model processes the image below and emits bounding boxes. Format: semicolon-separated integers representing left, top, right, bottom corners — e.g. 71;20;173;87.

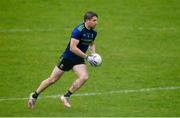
0;0;180;116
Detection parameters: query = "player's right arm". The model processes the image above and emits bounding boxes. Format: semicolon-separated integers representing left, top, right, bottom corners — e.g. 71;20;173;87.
70;38;87;59
70;38;96;66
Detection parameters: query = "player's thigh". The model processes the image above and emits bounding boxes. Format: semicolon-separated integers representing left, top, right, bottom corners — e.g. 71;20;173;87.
72;64;88;79
49;66;64;80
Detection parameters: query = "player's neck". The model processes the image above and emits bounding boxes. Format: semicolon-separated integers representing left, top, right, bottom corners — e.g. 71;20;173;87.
84;22;91;30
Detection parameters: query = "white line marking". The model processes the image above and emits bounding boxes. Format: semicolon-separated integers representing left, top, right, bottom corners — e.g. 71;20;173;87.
0;86;179;102
0;27;177;33
0;29;54;33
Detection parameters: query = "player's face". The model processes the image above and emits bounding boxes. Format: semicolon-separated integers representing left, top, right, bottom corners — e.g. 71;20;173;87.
87;16;98;29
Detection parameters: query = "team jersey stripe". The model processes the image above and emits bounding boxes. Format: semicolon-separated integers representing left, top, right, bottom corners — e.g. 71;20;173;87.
77;24;85;31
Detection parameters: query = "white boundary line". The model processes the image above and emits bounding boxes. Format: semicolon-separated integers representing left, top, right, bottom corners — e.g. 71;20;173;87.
0;86;180;102
0;28;54;33
0;27;178;33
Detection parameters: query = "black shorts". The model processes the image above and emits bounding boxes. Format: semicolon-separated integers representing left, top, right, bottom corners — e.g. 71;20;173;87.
57;57;85;71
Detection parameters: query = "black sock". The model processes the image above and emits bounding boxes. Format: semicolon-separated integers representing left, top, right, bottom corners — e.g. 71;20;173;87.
32;91;39;99
64;90;72;97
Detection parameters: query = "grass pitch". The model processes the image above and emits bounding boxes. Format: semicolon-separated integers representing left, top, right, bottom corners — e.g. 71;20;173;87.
0;0;180;116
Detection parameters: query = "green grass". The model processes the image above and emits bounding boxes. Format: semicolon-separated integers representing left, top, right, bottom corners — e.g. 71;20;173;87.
0;0;180;116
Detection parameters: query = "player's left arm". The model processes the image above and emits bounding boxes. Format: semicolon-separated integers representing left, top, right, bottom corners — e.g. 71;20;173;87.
89;41;96;54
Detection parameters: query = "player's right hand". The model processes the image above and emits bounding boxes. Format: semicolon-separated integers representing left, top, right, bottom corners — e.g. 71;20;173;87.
86;55;97;67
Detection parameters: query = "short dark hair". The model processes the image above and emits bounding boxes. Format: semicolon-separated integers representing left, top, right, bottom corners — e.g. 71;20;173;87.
84;11;98;22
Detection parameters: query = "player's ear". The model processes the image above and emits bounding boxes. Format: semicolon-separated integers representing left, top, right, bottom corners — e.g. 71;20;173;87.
86;18;92;22
85;19;89;23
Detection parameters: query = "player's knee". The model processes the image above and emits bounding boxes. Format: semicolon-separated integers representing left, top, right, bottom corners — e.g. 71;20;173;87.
47;77;58;84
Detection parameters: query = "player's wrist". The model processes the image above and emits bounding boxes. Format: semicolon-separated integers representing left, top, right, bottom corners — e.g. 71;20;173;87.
91;52;96;55
84;55;88;59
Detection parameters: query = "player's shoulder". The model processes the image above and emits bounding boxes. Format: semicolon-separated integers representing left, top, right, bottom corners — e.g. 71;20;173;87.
75;22;85;32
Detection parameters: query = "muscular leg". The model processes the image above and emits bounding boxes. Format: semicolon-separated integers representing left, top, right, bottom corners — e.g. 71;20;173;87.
28;66;64;109
60;64;88;108
36;66;64;94
69;64;88;93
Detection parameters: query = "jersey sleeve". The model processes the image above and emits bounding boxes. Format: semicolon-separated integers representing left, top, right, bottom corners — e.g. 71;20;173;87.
71;28;82;40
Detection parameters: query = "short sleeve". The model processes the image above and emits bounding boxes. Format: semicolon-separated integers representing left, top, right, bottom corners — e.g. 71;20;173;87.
71;28;82;40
